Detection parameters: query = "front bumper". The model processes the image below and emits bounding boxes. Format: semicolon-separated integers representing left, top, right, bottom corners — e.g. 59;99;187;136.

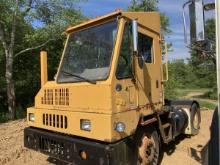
24;127;136;165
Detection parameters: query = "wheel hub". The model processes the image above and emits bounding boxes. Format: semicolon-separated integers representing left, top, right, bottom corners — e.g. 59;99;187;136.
138;135;158;165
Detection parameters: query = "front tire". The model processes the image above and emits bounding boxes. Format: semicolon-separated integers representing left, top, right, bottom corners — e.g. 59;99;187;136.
136;126;160;165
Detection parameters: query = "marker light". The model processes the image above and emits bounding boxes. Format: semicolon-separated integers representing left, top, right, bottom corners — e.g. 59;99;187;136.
80;119;91;131
80;150;88;160
29;113;35;122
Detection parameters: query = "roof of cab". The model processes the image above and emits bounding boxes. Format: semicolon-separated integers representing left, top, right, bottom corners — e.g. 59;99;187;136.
65;10;161;34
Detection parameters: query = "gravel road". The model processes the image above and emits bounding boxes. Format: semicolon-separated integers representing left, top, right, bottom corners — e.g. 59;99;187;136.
0;110;214;165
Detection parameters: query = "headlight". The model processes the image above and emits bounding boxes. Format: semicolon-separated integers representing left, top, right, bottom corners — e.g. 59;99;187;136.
115;122;125;132
29;113;35;122
80;119;91;131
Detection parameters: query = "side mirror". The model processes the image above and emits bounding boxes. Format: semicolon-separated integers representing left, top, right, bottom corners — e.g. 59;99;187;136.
132;20;138;52
189;0;205;42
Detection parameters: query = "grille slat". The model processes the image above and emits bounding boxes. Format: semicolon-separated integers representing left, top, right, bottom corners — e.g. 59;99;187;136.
43;114;45;125
61;115;63;128
46;114;48;125
53;115;55;127
43;113;68;129
41;88;69;106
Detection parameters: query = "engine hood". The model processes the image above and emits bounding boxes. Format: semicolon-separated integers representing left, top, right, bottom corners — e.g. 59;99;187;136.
34;81;113;114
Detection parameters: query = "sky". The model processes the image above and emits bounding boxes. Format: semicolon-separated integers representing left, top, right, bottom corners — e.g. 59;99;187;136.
77;0;215;61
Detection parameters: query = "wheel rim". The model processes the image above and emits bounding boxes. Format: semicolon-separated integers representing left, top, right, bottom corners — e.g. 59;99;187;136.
138;135;158;165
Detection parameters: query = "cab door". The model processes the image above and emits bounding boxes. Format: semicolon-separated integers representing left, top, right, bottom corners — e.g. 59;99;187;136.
134;26;162;108
113;21;137;113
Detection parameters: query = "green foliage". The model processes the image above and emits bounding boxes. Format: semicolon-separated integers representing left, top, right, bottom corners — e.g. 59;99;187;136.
188;18;216;90
164;60;189;99
0;0;86;120
199;101;216;110
164;76;179;99
164;59;217;100
201;89;218;100
128;0;158;11
0;106;26;123
165;18;217;100
206;19;216;41
0;113;8;123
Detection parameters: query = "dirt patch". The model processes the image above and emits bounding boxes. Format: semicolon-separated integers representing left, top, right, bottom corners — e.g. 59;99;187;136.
0;119;53;165
183;91;217;106
161;110;213;165
184;92;205;99
0;110;214;165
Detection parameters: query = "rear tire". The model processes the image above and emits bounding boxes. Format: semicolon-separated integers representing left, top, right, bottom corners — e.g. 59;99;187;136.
136;126;160;165
190;103;201;135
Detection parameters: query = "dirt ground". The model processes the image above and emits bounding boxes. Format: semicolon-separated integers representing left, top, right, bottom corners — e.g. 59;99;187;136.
183;91;218;106
0;110;214;165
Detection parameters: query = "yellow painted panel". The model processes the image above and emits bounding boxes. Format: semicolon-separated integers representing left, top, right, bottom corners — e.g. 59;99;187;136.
27;107;139;142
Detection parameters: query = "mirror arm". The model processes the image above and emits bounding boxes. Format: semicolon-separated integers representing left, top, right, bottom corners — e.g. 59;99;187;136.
162;43;169;82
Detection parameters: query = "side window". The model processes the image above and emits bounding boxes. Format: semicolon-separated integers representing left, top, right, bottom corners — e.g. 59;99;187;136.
138;32;154;63
116;23;133;79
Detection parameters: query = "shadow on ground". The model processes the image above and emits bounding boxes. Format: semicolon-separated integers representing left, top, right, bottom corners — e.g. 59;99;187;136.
161;134;188;156
47;157;71;165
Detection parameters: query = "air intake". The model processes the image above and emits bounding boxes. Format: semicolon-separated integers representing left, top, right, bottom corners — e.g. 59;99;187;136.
43;113;68;129
41;88;69;106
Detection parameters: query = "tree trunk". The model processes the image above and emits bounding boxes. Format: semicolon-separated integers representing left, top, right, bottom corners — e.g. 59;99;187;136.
5;49;16;120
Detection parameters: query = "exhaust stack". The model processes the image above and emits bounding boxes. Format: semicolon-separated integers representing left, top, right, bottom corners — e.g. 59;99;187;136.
40;51;48;87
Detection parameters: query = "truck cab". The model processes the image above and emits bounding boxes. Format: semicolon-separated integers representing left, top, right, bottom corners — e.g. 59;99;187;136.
24;11;201;165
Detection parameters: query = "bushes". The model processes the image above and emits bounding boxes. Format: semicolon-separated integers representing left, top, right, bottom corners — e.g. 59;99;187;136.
164;59;217;100
202;89;218;100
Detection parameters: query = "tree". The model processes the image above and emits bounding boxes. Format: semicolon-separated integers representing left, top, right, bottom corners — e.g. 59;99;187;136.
164;60;193;99
0;0;85;120
190;19;216;65
127;0;171;34
128;0;158;11
189;18;216;87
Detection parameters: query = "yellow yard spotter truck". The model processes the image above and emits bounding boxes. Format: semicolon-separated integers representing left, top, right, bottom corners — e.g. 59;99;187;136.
24;11;201;165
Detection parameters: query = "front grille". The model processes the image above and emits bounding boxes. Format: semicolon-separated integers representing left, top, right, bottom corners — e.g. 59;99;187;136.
55;88;69;106
41;89;53;105
39;137;65;155
43;114;68;129
41;88;69;106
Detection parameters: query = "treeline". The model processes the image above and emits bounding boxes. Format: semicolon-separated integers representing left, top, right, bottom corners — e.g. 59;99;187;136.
164;58;217;99
165;18;217;100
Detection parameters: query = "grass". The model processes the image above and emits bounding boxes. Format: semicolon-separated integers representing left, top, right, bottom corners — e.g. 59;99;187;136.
175;88;217;110
198;90;218;100
199;101;217;110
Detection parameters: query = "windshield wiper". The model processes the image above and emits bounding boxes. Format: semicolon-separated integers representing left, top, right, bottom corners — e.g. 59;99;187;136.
62;71;96;84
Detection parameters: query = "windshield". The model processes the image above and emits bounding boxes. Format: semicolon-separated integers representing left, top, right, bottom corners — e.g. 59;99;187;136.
57;20;118;83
